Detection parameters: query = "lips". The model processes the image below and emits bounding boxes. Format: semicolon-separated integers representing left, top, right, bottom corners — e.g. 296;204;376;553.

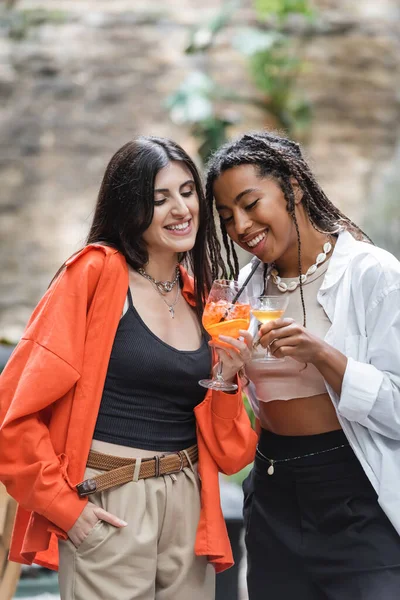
243;229;268;249
165;219;191;232
164;219;193;236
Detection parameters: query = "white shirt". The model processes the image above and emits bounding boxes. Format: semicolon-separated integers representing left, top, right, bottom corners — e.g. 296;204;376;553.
239;230;400;535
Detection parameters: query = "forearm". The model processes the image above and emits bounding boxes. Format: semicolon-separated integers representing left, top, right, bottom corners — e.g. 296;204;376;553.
312;341;348;396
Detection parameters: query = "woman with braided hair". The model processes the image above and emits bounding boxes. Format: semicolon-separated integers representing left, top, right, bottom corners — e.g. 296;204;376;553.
206;131;400;599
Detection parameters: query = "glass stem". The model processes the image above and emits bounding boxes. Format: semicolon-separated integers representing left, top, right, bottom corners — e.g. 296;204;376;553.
216;360;224;382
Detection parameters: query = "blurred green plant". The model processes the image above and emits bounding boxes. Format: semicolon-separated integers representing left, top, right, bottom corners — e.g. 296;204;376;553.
166;0;315;164
255;0;314;22
244;393;256;429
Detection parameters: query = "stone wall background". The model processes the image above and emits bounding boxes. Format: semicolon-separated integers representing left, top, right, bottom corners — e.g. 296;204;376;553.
0;0;399;339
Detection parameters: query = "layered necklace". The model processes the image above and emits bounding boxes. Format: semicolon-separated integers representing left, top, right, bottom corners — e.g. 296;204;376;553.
137;265;181;318
271;240;332;292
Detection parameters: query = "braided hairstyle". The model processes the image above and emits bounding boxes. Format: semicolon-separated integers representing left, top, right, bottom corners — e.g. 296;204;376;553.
206;130;371;327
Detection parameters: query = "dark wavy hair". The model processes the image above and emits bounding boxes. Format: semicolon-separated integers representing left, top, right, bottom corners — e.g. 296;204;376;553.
86;136;224;321
206;130;371;326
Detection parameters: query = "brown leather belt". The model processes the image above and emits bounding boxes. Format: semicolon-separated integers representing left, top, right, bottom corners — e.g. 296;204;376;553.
76;445;198;497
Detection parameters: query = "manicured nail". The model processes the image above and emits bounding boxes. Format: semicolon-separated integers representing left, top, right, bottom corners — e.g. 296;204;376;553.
119;520;128;526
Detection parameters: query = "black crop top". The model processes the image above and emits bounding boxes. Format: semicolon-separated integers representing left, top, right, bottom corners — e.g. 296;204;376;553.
93;288;211;451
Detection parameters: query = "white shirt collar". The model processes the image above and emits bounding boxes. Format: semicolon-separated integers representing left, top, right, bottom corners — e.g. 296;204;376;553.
319;230;359;293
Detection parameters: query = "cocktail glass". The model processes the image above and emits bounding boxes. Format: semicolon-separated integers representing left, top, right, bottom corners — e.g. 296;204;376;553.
199;280;250;391
250;295;289;362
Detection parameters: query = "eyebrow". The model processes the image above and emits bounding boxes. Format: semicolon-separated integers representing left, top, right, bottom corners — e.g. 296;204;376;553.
154;179;195;194
216;187;260;209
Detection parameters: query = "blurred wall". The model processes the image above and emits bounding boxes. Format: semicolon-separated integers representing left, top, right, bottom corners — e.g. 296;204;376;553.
0;0;399;339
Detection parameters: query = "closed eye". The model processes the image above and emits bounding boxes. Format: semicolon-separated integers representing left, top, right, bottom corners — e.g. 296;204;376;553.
245;199;260;211
154;199;166;206
181;190;194;198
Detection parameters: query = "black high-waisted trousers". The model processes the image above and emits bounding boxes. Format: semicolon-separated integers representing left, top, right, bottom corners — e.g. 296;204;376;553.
243;428;400;600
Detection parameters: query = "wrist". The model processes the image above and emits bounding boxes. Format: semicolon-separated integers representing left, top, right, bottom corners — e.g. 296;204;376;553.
310;339;331;368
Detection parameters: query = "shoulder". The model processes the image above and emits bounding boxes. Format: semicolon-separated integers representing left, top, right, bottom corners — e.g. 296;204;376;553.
349;240;400;289
346;240;400;309
65;243;119;270
23;245;125;341
40;245;125;316
53;244;122;287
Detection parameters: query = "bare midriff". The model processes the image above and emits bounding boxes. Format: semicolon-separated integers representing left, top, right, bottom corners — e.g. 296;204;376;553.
259;393;341;436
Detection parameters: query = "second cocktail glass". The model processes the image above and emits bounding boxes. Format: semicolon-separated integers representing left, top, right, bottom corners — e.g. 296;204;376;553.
199;279;250;392
250;295;289;362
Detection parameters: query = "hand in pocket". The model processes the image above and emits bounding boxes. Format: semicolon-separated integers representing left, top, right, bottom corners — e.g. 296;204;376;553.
67;502;127;548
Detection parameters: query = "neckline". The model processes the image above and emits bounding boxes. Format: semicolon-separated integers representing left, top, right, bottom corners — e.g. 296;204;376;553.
126;287;207;355
276;257;331;286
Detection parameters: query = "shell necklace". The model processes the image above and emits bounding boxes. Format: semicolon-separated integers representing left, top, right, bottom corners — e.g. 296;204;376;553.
271;241;332;293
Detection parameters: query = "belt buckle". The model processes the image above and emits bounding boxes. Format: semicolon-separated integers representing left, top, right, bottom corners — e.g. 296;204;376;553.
76;478;97;497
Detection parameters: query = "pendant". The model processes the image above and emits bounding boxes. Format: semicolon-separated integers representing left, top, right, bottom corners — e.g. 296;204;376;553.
267;462;275;475
158;281;174;293
169;306;175;318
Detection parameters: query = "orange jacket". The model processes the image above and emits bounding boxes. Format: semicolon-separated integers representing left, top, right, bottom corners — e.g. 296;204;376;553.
0;245;257;573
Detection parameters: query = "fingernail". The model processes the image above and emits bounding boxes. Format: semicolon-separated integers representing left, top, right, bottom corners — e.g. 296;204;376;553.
119;520;128;526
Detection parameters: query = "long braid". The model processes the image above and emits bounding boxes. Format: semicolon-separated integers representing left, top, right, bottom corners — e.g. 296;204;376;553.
221;225;234;277
205;130;372;325
204;174;228;282
231;238;240;277
279;175;307;327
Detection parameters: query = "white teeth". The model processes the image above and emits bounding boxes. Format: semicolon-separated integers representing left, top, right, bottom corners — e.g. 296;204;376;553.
246;232;266;248
166;221;190;231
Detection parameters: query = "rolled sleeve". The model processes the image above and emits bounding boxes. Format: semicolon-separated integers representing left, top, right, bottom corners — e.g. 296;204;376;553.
339;357;384;421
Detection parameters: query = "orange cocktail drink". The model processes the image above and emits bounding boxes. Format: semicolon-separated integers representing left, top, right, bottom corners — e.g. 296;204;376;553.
199;279;250;391
203;300;250;348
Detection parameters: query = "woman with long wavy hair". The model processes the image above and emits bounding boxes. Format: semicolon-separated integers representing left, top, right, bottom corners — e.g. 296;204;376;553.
0;136;257;600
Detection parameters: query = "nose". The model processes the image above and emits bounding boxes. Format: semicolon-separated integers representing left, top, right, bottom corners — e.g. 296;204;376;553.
171;194;191;218
234;210;252;236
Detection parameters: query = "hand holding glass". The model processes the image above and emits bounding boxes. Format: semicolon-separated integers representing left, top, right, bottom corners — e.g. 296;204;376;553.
250;295;289;362
199;280;250;391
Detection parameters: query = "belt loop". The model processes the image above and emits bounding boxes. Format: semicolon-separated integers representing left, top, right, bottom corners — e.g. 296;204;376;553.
154;455;160;478
178;450;189;471
182;449;194;472
132;458;142;482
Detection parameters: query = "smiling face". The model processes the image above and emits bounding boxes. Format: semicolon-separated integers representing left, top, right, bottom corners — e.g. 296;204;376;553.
213;164;301;265
142;160;200;257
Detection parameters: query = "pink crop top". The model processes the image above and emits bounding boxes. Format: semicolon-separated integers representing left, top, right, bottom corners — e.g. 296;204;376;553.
245;259;331;413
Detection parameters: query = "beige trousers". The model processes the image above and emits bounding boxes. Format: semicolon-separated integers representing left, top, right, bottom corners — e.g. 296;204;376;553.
58;464;215;600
